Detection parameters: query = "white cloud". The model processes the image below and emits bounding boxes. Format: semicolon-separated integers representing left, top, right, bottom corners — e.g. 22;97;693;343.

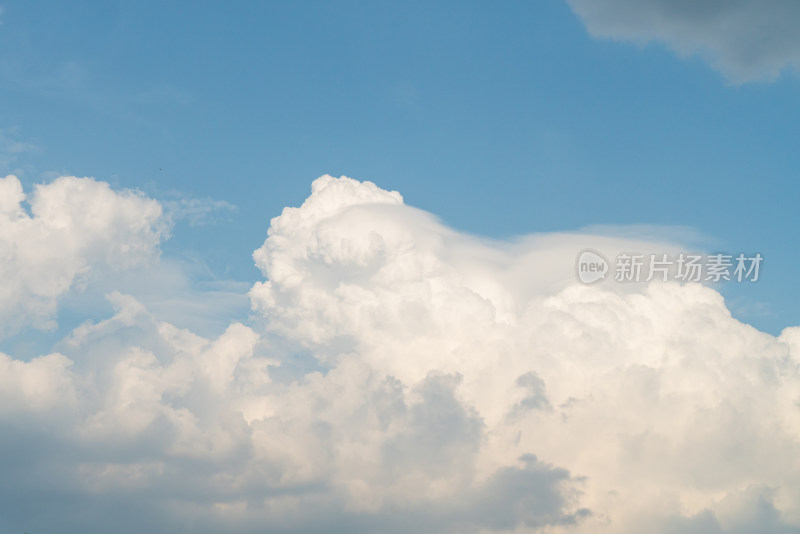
1;290;584;533
567;0;800;83
249;176;800;533
2;175;800;533
0;174;165;336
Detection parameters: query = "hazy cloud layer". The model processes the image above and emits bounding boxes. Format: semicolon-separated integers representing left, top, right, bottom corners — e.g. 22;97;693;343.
567;0;800;82
2;175;800;533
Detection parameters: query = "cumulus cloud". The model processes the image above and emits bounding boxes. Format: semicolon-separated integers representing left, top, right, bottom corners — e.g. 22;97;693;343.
0;290;584;534
0;174;165;336
567;0;800;83
250;176;800;533
2;174;800;533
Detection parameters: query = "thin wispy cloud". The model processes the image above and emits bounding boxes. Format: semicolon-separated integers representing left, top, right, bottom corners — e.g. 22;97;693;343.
0;128;36;173
162;195;237;227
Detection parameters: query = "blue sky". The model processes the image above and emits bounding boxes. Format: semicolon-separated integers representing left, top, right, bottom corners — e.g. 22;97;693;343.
6;2;800;533
3;1;799;334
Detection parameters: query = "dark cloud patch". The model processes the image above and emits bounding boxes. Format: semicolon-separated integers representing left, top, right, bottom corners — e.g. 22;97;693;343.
567;0;800;82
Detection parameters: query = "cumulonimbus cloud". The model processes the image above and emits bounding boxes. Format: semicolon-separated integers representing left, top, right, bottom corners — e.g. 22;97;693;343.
567;0;800;83
1;174;800;533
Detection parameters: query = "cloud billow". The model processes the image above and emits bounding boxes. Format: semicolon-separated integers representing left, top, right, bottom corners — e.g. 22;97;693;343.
1;174;800;533
0;174;165;336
